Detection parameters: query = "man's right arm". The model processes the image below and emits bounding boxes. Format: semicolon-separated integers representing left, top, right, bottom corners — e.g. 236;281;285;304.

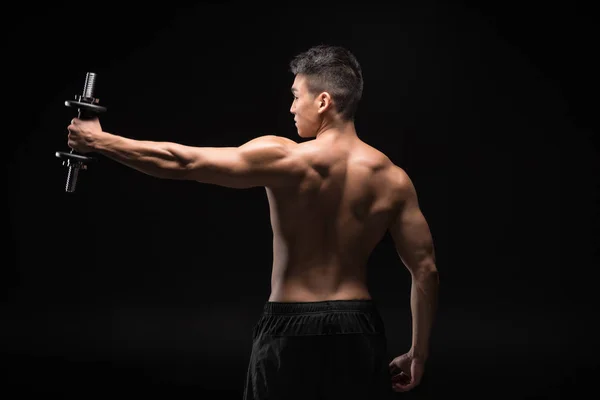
388;168;439;362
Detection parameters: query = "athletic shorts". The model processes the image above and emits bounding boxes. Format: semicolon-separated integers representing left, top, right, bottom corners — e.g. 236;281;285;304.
243;299;393;399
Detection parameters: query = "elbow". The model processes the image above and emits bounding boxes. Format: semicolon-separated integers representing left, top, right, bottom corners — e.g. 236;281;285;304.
176;163;197;180
170;156;202;180
413;266;439;296
412;259;439;283
160;144;200;180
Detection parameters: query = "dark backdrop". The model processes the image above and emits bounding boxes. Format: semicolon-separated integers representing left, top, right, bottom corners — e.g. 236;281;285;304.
5;1;598;398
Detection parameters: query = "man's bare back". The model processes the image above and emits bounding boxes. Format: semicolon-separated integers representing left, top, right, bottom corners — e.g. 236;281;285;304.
267;134;404;302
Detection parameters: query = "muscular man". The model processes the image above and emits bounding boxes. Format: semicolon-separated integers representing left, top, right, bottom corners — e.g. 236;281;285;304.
67;45;439;399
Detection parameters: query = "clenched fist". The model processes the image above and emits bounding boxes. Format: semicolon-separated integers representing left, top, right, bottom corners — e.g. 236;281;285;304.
389;352;426;392
67;117;103;154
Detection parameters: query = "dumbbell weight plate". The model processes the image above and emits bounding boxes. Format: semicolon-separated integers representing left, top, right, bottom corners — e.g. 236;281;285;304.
55;151;97;162
65;100;107;114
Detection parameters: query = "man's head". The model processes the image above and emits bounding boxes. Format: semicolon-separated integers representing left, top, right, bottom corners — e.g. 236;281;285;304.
289;45;363;138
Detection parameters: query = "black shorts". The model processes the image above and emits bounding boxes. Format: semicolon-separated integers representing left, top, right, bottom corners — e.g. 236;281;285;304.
243;299;393;400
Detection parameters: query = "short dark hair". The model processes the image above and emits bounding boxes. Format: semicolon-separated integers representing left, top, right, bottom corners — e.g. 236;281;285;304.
289;45;363;121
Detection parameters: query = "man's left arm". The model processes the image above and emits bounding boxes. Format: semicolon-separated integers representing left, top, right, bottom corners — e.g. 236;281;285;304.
67;117;306;189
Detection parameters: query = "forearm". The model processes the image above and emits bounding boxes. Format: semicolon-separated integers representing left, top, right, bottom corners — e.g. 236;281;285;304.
92;131;195;179
409;263;439;361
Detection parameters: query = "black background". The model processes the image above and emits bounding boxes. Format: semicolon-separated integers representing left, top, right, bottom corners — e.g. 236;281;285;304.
5;1;599;398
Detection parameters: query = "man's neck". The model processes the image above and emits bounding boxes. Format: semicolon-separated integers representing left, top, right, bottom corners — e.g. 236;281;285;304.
315;119;357;141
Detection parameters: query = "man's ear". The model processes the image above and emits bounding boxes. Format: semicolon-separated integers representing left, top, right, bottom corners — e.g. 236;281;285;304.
316;92;333;114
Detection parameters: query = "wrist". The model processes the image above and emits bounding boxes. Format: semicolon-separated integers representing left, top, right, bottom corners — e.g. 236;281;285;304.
93;131;115;152
409;347;428;362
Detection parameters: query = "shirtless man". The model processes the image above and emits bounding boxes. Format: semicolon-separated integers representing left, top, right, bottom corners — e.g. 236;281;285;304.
66;45;439;399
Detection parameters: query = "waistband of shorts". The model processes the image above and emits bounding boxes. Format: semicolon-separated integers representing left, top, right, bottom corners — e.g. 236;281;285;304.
263;299;377;315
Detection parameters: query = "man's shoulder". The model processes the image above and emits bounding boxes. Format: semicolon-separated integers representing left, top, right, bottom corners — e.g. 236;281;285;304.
387;163;411;185
357;144;408;182
362;149;413;196
253;134;298;147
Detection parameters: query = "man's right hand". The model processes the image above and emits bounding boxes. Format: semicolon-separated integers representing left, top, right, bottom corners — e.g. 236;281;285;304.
389;352;425;392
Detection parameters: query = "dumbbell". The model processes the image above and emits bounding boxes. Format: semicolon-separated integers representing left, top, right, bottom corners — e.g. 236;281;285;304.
55;72;107;193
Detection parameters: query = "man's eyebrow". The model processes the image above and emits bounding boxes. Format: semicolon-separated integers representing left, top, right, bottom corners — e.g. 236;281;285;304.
291;88;298;93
